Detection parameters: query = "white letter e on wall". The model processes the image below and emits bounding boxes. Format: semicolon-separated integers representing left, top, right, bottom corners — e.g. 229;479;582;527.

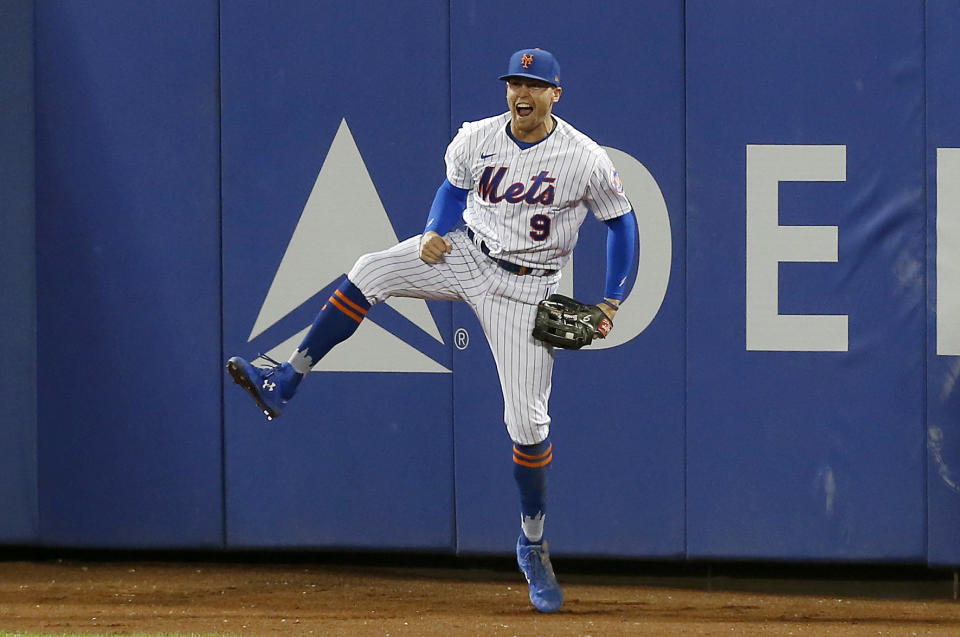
745;144;848;352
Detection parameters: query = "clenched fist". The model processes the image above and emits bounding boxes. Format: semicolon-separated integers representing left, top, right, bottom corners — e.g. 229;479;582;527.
419;231;453;264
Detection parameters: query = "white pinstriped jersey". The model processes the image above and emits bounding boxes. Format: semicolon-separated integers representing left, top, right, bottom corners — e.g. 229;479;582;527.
445;112;632;270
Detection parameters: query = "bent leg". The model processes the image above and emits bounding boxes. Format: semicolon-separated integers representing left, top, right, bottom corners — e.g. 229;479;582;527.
348;235;464;304
289;235;467;374
288;276;371;374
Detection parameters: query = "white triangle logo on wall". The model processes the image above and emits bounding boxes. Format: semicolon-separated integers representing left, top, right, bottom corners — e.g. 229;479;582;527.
249;118;450;373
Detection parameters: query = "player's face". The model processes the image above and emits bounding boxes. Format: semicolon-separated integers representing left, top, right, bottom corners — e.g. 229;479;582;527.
506;78;562;142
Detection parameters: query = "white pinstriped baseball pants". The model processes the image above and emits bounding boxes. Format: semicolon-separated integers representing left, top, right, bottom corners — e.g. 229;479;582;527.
347;227;560;445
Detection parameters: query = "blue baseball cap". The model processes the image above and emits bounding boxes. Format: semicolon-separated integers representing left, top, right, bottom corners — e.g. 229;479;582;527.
498;48;561;87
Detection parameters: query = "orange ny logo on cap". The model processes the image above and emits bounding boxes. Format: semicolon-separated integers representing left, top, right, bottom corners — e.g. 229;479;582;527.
521;53;534;68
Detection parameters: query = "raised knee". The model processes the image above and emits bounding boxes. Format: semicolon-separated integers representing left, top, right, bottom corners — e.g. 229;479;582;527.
349;252;375;277
348;251;387;288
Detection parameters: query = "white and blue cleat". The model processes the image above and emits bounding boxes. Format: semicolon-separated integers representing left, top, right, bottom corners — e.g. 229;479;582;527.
516;535;564;613
226;355;297;420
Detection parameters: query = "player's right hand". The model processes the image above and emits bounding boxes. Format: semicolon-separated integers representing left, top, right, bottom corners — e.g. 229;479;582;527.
419;231;452;264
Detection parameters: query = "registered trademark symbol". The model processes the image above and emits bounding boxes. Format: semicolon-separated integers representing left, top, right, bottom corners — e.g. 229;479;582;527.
454;328;470;350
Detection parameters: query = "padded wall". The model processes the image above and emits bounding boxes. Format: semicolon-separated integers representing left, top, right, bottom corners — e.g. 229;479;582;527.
220;0;456;550
686;1;926;560
926;0;960;566
34;1;224;547
0;0;38;542
13;0;960;563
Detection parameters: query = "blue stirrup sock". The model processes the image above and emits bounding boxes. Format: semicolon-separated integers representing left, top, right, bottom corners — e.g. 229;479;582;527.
513;437;553;545
286;277;371;381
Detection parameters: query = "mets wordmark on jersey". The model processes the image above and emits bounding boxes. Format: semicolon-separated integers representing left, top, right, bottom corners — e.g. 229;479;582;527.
446;113;632;270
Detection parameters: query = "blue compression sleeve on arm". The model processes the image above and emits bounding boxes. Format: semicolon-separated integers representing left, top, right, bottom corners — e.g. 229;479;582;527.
423;179;469;236
602;211;638;301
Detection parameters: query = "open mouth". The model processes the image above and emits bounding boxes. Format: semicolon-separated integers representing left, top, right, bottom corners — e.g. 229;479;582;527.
516;103;534;117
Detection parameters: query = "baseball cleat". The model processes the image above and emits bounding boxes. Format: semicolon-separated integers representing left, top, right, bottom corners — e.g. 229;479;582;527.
516;535;564;613
226;355;298;420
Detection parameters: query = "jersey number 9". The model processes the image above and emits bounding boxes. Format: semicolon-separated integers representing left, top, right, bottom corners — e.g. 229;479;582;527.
529;214;551;241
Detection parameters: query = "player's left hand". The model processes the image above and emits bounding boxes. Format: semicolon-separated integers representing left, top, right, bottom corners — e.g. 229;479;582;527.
419;231;453;264
532;295;614;348
598;299;620;327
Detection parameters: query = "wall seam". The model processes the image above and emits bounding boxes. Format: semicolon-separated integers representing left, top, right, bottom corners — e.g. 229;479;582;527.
30;0;41;545
920;0;930;566
217;0;228;551
681;0;689;562
448;0;458;557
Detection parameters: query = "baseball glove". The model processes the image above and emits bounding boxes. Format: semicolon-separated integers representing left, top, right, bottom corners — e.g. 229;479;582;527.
532;294;613;350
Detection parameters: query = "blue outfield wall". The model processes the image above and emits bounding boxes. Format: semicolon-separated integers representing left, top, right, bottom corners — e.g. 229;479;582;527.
926;0;960;567
685;1;926;561
219;0;456;550
34;1;223;548
0;0;38;543
8;0;959;562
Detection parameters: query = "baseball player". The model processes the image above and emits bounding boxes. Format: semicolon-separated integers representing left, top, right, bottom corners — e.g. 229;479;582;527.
228;47;637;613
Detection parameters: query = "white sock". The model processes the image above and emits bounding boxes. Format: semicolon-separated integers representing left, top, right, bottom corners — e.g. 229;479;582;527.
521;513;545;543
287;349;314;375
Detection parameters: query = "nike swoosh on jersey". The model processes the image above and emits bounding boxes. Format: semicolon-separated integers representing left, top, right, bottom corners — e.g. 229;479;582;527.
480;153;496;159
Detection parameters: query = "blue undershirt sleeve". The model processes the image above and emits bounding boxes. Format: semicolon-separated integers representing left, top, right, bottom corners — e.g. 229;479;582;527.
602;211;638;301
423;179;469;237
